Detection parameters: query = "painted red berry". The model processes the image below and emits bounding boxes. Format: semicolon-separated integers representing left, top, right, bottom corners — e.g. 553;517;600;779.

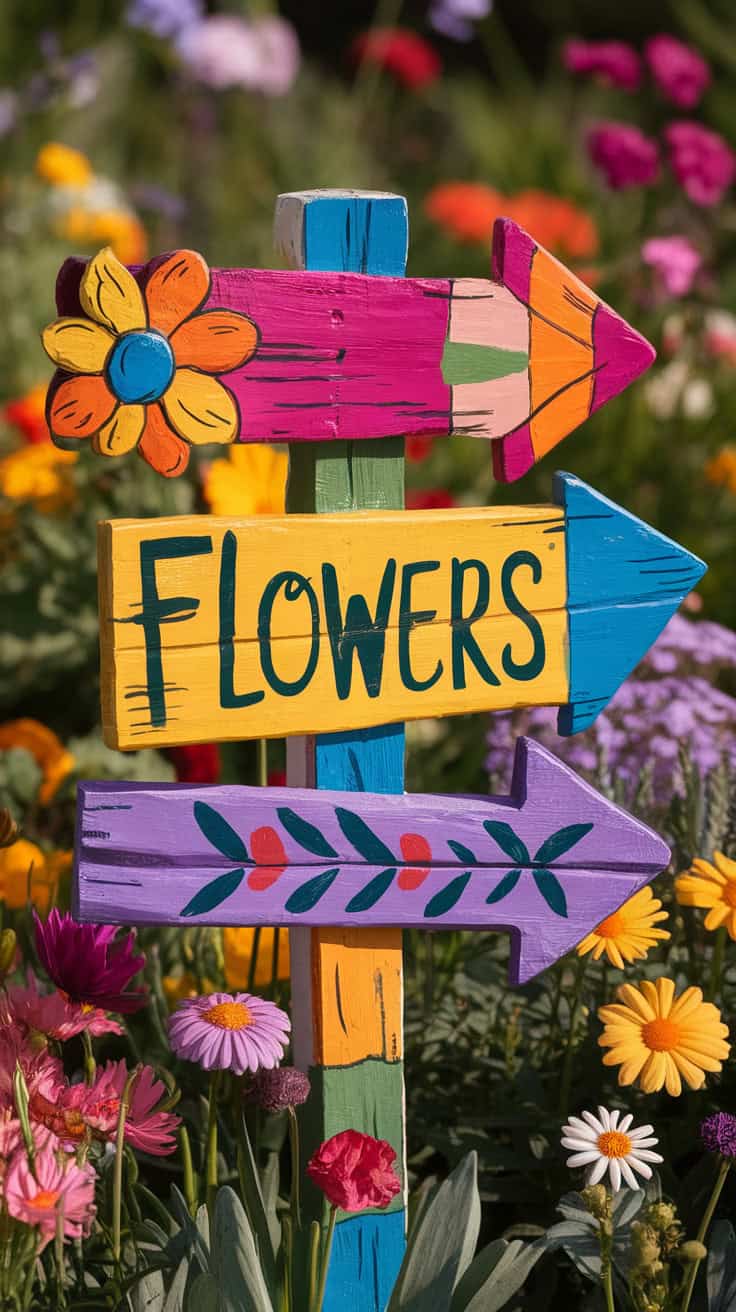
248;825;287;891
398;832;431;890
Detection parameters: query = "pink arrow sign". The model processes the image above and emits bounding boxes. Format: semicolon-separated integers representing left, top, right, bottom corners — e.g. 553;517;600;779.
45;218;654;483
75;738;669;983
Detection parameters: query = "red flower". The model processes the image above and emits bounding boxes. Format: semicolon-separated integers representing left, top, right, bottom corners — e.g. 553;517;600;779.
352;28;441;90
405;434;435;463
307;1130;402;1212
4;386;50;445
406;488;455;510
167;744;221;783
397;834;432;890
267;769;287;787
248;826;287;890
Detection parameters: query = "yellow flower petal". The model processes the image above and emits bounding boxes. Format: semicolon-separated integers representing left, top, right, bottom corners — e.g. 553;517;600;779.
93;404;145;457
617;982;656;1021
662;1053;682;1097
42;318;115;373
714;851;736;880
655;977;676;1017
639;1050;666;1093
705;904;731;931
669;986;704;1021
80;247;146;334
163;370;238;446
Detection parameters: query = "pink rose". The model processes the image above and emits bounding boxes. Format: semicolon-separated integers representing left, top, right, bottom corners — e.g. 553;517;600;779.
645;35;710;109
563;39;641;92
587;122;659;190
665;121;736;206
641;236;701;297
307;1130;402;1212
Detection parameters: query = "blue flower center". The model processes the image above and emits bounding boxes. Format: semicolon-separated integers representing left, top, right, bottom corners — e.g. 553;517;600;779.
106;330;175;405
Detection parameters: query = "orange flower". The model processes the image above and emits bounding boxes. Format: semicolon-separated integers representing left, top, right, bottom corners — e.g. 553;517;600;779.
424;182;505;244
424;182;599;264
0;719;74;804
0;840;67;913
3;385;50;445
42;248;258;478
705;447;736;493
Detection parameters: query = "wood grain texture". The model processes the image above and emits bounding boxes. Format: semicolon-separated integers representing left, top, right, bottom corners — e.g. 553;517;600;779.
278;189;407;1312
51;216;655;482
97;477;706;751
73;738;671;984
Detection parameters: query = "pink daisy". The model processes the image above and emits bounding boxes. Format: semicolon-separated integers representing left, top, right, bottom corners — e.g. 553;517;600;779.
168;991;290;1075
4;972;123;1042
4;1144;96;1245
0;1020;64;1110
31;1061;180;1156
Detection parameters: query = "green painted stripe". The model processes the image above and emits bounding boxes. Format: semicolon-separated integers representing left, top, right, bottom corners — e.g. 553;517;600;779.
441;339;528;386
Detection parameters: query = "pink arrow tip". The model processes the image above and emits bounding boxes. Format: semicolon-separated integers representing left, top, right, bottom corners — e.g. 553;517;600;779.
590;302;657;416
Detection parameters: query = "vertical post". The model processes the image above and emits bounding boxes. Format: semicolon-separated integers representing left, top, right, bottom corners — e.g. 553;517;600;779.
275;190;408;1311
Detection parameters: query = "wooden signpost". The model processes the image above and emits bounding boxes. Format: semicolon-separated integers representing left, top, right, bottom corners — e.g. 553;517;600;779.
41;189;693;1312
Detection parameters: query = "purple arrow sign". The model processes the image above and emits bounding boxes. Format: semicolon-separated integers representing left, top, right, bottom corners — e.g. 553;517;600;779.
75;738;669;983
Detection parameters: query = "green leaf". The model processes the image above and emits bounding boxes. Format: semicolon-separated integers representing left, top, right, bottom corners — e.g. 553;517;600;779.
180;869;244;918
451;1238;543;1312
533;869;568;918
237;1114;278;1301
285;868;339;914
424;873;472;918
345;868;396;913
483;821;529;865
533;823;593;865
130;1271;165;1312
448;839;476;865
162;1258;189;1312
194;802;249;862
387;1152;480;1312
276;808;338;859
485;870;521;904
707;1220;736;1312
335;808;396;865
211;1186;275;1312
186;1274;218;1312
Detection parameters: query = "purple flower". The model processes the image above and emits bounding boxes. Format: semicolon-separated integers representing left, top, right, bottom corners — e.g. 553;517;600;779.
701;1112;736;1158
248;1066;311;1111
168;992;290;1075
642;235;701;297
587;122;659;190
177;15;300;96
563;39;641;92
34;911;147;1014
126;0;203;39
645;35;711;109
665;121;736;206
429;0;492;42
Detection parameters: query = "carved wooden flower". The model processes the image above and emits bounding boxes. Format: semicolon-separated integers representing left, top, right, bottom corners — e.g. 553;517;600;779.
42;248;258;477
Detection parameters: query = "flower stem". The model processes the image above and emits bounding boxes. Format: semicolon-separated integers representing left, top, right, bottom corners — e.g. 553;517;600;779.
708;926;727;1001
602;1258;615;1312
179;1124;196;1217
287;1106;302;1230
81;1029;96;1085
113;1068;138;1265
307;1220;321;1311
257;738;268;787
312;1206;337;1312
206;1069;222;1216
681;1158;731;1312
558;956;589;1118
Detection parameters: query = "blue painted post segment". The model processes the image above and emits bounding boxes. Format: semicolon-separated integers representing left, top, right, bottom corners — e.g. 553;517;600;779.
556;472;706;734
277;190;408;1312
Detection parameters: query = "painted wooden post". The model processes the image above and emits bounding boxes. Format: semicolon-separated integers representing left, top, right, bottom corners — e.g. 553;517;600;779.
276;190;408;1311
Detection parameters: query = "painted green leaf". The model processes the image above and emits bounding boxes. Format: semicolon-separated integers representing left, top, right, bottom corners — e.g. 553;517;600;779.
533;869;568;918
335;808;395;865
425;872;472;919
483;822;530;866
194;803;249;862
345;868;397;913
485;869;521;904
276;808;339;859
533;823;594;866
285;868;339;914
181;868;244;918
448;839;476;866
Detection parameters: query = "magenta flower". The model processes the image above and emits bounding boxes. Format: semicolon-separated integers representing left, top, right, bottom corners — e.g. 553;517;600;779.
563;38;641;91
642;235;701;297
177;14;300;95
645;35;710;108
168;991;290;1075
701;1112;736;1158
34;911;147;1014
31;1060;180;1156
5;971;123;1042
4;1145;95;1245
587;122;659;189
665;121;736;206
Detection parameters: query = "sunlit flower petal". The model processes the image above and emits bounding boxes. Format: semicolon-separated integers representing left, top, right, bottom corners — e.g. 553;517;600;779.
42;318;115;373
48;375;116;440
93;404;146;457
137;403;190;477
145;250;210;336
79;247;146;334
171;309;258;373
163;369;238;445
598;976;730;1095
561;1106;661;1193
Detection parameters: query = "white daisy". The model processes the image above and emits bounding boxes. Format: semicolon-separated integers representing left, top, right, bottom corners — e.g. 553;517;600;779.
560;1105;663;1193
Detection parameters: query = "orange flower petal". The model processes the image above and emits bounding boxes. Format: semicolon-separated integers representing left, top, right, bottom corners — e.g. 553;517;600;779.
137;403;190;478
47;375;116;440
171;310;259;373
145;251;210;337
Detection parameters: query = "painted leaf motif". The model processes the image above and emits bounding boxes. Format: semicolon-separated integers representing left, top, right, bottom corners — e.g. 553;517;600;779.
335;808;395;866
448;839;476;866
424;872;472;919
485;869;521;904
181;868;244;918
276;808;339;859
533;823;594;866
345;868;397;913
193;803;249;863
533;869;568;918
285;868;339;914
483;822;530;866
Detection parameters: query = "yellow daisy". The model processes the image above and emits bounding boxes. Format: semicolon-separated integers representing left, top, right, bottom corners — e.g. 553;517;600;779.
202;444;288;516
577;886;670;969
598;977;730;1097
675;851;736;938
